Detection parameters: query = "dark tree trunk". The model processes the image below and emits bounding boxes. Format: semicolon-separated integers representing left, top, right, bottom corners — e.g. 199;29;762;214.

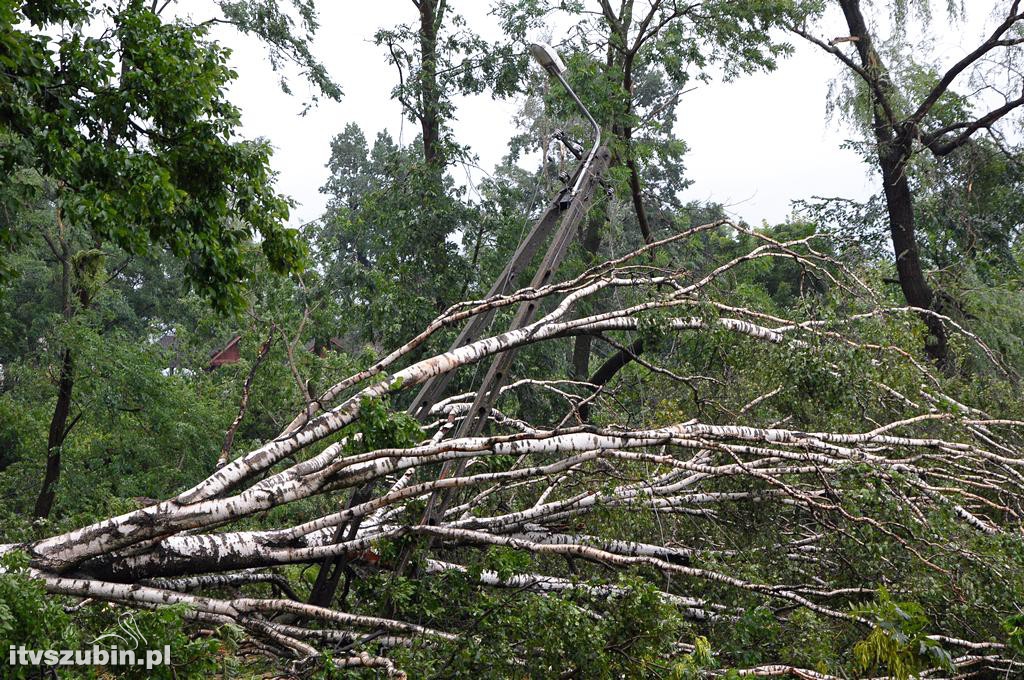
838;0;950;369
619;50;653;245
879;151;950;367
626;154;653;244
34;349;73;518
571;206;606;380
35;232;75;519
579;338;645;421
417;0;443;169
572;335;593;381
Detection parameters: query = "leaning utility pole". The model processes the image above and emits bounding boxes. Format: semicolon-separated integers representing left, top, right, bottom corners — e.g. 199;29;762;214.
406;43;610;534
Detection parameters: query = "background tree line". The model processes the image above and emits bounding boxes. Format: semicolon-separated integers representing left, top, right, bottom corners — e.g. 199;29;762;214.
2;0;1024;678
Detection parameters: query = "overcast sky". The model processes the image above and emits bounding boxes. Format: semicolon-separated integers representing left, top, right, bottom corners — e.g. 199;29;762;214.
195;2;994;229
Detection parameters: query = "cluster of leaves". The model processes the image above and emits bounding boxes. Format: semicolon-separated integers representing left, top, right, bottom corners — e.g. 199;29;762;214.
851;588;953;680
352;569;688;679
313;124;476;348
1;0;306;311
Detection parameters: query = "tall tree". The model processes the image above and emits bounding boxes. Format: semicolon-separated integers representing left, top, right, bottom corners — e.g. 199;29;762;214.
1;0;335;517
375;0;525;171
792;0;1024;369
313;5;528;350
499;0;811;383
315;126;477;348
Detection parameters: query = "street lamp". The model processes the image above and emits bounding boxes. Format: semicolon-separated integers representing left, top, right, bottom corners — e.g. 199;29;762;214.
529;43;600;199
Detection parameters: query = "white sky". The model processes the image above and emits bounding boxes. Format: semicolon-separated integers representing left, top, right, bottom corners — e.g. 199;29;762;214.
197;1;1001;229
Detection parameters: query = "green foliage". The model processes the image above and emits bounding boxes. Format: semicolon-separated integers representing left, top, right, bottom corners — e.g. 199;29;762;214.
216;0;342;106
0;551;76;677
1003;613;1024;656
314;125;475;347
671;636;718;679
347;396;423;453
778;609;843;674
0;321;236;522
0;553;234;678
386;573;685;679
79;604;227;679
851;588;954;680
1;1;307;311
724;606;782;666
472;546;533;582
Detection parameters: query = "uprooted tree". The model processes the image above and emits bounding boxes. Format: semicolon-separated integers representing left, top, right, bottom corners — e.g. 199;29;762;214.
3;219;1024;678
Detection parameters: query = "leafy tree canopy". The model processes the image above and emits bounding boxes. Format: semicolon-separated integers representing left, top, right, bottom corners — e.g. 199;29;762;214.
0;0;327;312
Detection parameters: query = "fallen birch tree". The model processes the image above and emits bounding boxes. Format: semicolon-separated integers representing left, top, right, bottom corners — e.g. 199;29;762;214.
4;221;1024;678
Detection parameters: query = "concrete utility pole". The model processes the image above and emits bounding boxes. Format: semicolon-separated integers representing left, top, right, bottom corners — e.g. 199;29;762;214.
408;43;610;536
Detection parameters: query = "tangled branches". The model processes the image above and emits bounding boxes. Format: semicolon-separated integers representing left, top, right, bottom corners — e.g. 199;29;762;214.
4;222;1024;678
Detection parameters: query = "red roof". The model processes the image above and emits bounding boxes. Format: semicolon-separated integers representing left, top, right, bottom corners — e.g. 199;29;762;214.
208;335;242;368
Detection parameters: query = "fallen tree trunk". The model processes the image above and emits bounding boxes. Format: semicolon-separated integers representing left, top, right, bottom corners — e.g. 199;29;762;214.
4;221;1023;678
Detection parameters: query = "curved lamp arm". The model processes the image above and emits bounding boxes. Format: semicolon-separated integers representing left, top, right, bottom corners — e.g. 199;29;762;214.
529;43;602;198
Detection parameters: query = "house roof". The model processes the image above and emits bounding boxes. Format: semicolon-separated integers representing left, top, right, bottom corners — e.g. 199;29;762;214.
208;335;242;367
